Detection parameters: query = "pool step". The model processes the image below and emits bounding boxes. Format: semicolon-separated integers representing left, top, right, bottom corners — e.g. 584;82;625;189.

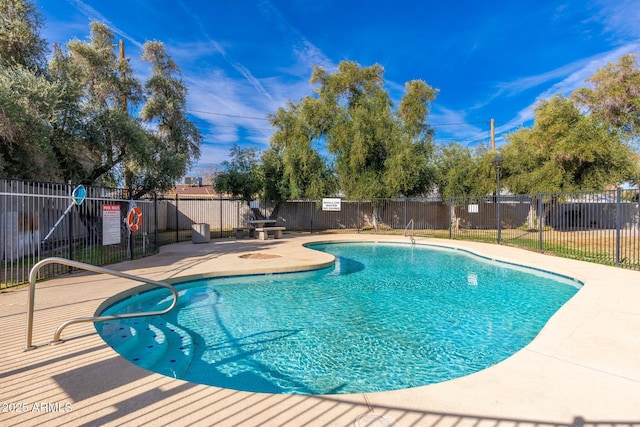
98;319;143;356
100;317;195;379
148;320;195;379
132;320;170;370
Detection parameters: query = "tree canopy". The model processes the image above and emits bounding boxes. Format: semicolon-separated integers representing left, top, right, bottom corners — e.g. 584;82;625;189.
213;144;263;201
216;55;640;203
501;95;638;194
216;62;439;205
0;0;47;70
0;0;202;198
270;61;438;200
3;0;639;200
573;54;640;141
433;143;495;198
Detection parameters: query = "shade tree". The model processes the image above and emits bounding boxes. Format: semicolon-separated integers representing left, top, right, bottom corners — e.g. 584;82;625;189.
500;95;638;194
269;61;438;200
0;2;202;197
572;54;640;142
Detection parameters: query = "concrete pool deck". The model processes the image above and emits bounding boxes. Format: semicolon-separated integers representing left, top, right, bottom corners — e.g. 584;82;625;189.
1;233;639;426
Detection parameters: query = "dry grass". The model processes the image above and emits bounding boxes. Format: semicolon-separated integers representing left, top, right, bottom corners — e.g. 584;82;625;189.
318;227;639;269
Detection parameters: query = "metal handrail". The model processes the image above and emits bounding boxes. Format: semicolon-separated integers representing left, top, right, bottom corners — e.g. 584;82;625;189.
404;219;415;244
24;257;179;351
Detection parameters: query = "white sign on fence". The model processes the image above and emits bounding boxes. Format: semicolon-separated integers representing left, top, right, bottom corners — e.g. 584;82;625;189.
322;198;341;211
102;204;121;245
468;204;479;213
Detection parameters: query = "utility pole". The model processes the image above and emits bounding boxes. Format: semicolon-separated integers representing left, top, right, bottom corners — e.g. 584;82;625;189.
119;39;133;196
119;40;127;111
490;118;495;152
119;39;135;259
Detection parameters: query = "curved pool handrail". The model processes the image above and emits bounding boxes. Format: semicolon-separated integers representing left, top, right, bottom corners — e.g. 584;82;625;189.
25;257;179;351
404;218;415;244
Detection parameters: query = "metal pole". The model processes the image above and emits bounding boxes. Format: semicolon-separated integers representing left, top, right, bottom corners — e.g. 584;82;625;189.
615;187;621;266
497;167;502;244
175;193;179;243
448;197;452;239
25;257;179;351
68;201;74;264
538;193;543;251
491;156;503;245
404;197;407;231
154;192;158;251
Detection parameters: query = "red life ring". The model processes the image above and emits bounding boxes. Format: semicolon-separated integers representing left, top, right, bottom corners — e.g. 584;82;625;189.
127;207;143;231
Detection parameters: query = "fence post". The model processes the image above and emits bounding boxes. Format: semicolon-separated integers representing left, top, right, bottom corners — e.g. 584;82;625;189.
175;193;179;243
538;193;543;252
68;190;74;265
154;192;158;252
616;187;621;266
448;197;452;239
404;197;407;230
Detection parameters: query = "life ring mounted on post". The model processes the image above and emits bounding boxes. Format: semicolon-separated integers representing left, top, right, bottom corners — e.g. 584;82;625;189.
127;207;143;231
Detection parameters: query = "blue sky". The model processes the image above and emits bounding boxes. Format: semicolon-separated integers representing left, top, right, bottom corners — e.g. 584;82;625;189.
37;0;640;173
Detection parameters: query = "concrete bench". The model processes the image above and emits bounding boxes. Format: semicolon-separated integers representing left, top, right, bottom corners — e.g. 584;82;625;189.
233;226;255;239
254;226;286;240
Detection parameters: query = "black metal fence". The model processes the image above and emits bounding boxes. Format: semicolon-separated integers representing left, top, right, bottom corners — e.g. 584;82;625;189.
446;191;639;268
1;179;159;288
2;177;639;289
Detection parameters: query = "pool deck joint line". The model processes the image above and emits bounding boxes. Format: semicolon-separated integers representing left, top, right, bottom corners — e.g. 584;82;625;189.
2;233;640;426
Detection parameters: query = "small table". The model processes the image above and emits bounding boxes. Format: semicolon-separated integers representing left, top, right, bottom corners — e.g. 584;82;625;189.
247;219;277;228
247;219;277;239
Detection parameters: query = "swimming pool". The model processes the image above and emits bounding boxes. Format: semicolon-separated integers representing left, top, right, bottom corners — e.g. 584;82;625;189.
96;242;581;395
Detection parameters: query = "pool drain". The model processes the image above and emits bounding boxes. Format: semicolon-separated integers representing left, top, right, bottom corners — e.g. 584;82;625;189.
355;413;396;427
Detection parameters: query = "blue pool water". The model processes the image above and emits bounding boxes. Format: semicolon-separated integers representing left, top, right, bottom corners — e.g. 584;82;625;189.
96;242;581;395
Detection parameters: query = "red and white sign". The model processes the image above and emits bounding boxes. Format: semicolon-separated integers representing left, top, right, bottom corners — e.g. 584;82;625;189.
102;204;121;245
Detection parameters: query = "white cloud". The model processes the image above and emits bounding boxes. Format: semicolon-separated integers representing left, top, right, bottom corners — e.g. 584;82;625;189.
499;42;640;136
592;0;640;41
475;0;640;147
177;1;276;104
494;59;589;99
68;0;144;49
431;108;490;146
168;0;338;167
255;0;335;75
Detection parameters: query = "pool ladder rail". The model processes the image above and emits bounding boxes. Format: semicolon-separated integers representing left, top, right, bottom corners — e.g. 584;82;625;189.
404;219;415;245
24;257;179;351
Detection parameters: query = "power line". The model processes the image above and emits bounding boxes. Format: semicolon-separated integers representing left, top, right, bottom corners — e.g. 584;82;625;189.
189;109;491;128
213;125;273;131
430;120;490;126
188;110;270;121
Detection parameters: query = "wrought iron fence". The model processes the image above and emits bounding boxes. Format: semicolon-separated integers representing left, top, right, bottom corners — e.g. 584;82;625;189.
2;177;638;290
155;194;251;245
445;190;639;267
1;179;158;289
0;180;266;289
269;192;639;270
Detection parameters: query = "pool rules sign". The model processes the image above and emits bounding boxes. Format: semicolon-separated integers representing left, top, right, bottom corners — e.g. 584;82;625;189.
322;198;341;211
102;204;121;245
